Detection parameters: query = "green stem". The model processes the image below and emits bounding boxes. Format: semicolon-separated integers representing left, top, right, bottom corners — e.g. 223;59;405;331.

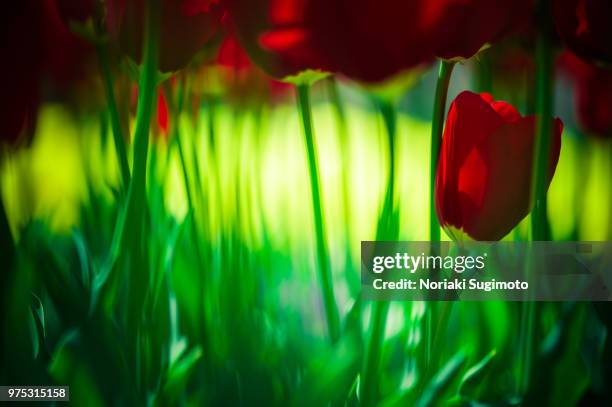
296;84;340;344
206;95;217;153
361;301;390;407
429;61;455;242
249;108;265;236
165;79;209;348
517;290;536;394
377;100;397;239
424;60;454;382
123;0;159;250
122;0;159;395
360;99;397;407
186;78;205;206
531;0;554;241
476;51;493;93
0;186;16;386
164;81;195;210
0;192;13;260
519;0;554;396
571;137;587;240
327;78;357;292
190;135;205;207
129;3;159;210
97;44;131;190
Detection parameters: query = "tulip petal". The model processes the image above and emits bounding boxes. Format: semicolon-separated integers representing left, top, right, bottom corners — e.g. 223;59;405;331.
436;91;563;241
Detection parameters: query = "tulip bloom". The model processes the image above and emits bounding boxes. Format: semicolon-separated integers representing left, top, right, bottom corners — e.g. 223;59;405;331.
430;0;532;60
1;0;92;145
1;1;43;145
228;0;532;83
54;0;95;25
128;86;171;137
226;0;332;80
554;0;612;65
111;0;226;72
157;89;170;136
229;0;433;81
44;0;94;85
215;34;291;104
435;91;563;241
558;52;612;137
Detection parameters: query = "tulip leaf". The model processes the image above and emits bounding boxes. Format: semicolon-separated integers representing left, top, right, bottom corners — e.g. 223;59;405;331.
156;345;203;406
151;215;185;311
342;297;362;337
72;228;91;290
458;349;497;398
91;197;129;311
291;332;361;406
415;351;467;407
29;293;47;361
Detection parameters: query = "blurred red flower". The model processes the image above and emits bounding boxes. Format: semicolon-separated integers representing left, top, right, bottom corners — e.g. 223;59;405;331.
215;34;291;103
54;0;95;25
44;0;94;85
157;89;170;135
435;91;563;241
217;34;252;70
0;1;43;145
183;0;222;15
431;0;532;60
559;51;612;137
554;0;612;65
129;85;172;137
228;0;532;83
111;0;226;72
1;0;94;145
229;0;445;82
226;0;331;80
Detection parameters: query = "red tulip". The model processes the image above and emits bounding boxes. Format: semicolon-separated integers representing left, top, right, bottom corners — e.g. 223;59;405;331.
302;0;444;82
226;0;332;80
215;34;291;104
1;1;97;146
111;0;226;72
2;0;93;146
431;0;533;60
157;89;170;135
435;91;563;241
228;0;532;83
43;0;94;85
53;0;95;25
1;1;43;145
217;34;251;70
228;0;441;82
558;51;612;136
554;0;612;66
128;86;171;137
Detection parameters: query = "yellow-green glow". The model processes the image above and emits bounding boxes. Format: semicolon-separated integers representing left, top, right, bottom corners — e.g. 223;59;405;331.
2;105;86;236
2;101;609;246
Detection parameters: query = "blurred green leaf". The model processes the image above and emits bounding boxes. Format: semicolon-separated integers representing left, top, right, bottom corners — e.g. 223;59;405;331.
291;332;361;406
415;351;467;407
29;293;47;361
156;345;203;406
90;198;129;311
72;228;91;290
458;349;497;399
49;330;106;407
